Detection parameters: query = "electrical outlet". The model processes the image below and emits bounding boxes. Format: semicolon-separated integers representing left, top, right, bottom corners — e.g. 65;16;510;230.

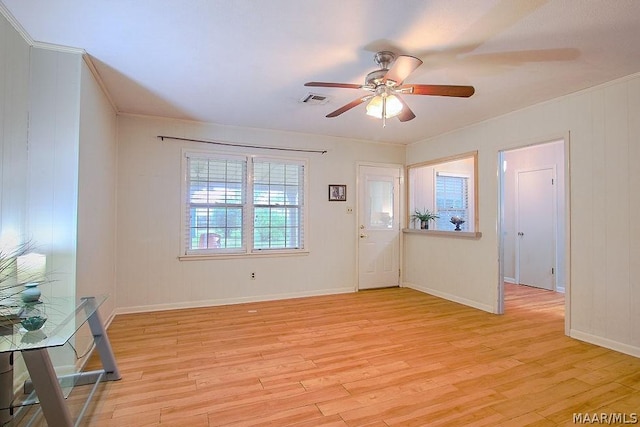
250;272;256;280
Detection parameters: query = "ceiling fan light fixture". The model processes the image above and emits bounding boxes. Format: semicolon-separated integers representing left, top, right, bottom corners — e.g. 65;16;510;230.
365;93;403;119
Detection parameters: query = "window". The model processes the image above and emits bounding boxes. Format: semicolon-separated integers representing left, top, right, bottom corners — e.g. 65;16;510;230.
253;160;304;250
407;152;477;232
183;151;306;256
435;173;469;231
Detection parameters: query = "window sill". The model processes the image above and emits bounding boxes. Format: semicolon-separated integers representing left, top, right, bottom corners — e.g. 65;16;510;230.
178;250;310;261
402;228;482;239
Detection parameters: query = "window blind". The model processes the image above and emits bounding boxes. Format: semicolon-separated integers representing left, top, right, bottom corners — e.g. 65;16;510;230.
435;173;469;231
252;158;305;251
183;152;306;256
185;154;247;254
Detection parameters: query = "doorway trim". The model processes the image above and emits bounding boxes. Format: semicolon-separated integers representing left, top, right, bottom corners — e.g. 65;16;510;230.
497;133;571;335
355;161;404;291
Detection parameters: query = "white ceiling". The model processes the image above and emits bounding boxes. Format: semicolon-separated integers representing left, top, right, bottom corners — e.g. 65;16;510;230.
3;0;640;145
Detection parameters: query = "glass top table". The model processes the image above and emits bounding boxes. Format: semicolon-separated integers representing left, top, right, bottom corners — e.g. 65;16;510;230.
0;295;108;353
0;294;120;427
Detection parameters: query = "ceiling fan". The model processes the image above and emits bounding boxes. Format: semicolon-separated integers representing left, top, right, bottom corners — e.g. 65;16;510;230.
305;51;475;126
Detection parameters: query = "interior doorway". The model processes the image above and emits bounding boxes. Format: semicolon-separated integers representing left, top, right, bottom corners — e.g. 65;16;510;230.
498;139;568;320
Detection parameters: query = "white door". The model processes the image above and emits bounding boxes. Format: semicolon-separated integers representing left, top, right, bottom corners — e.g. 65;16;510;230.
516;168;556;290
358;165;401;290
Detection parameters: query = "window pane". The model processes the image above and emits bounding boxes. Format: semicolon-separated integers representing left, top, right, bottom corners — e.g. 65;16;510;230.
224;228;243;248
193;208;209;227
269;164;285;184
270;208;286;226
284;186;300;205
269;185;285;205
209;208;226;227
190;159;209;180
285;227;299;247
253;227;270;249
226;162;244;182
189;182;208;204
227;208;243;227
253;163;270;183
254;207;271;227
368;179;394;229
285;164;299;185
286;208;299;226
226;182;243;204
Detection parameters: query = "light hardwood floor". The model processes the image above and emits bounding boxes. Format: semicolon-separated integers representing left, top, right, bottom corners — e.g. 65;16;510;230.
21;285;640;426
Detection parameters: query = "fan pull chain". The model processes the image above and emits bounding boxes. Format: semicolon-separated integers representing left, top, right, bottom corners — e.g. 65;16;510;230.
382;96;387;128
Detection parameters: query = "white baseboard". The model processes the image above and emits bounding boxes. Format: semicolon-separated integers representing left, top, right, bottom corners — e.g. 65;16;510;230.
403;281;495;313
570;329;640;358
504;277;517;284
115;287;355;315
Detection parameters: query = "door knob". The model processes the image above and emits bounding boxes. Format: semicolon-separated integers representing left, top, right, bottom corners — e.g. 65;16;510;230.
360;233;368;238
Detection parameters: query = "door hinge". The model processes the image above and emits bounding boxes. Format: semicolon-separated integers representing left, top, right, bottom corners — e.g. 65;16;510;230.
551;267;555;275
551;178;555;185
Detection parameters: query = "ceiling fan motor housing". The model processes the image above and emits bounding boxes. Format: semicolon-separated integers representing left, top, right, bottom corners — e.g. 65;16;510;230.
367;51;402;88
365;69;388;88
373;51;396;69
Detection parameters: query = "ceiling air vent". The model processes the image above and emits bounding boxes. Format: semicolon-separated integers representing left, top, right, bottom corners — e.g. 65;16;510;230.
300;93;329;105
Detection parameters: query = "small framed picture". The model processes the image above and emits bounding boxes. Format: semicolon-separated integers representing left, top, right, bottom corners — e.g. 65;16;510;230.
328;184;347;201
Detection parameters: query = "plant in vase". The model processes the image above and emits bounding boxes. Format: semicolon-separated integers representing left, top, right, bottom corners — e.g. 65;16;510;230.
450;216;466;231
411;209;439;230
0;241;48;334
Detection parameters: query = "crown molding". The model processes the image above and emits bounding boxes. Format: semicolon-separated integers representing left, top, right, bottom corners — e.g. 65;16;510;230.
0;4;118;113
32;40;85;55
82;53;119;113
0;2;34;45
0;4;86;55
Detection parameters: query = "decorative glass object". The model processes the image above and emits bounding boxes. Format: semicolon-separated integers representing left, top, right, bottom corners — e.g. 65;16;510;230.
21;283;41;303
20;303;47;332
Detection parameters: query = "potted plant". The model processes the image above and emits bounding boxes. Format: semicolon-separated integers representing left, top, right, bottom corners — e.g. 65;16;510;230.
0;241;48;334
411;209;439;230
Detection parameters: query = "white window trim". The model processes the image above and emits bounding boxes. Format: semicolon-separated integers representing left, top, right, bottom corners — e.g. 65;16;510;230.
180;149;309;260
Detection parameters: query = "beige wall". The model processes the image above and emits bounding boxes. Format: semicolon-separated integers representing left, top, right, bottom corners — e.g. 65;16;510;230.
115;115;405;312
404;73;640;357
77;59;118;317
0;11;29;250
1;9;119;386
27;47;82;298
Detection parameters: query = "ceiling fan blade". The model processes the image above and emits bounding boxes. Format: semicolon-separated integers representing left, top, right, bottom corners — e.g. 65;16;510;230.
397;98;416;122
384;55;423;85
326;96;372;118
401;84;475;97
305;82;363;89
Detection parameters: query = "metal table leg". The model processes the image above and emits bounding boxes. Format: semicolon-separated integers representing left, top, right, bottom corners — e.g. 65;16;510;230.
82;297;121;381
21;348;73;427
